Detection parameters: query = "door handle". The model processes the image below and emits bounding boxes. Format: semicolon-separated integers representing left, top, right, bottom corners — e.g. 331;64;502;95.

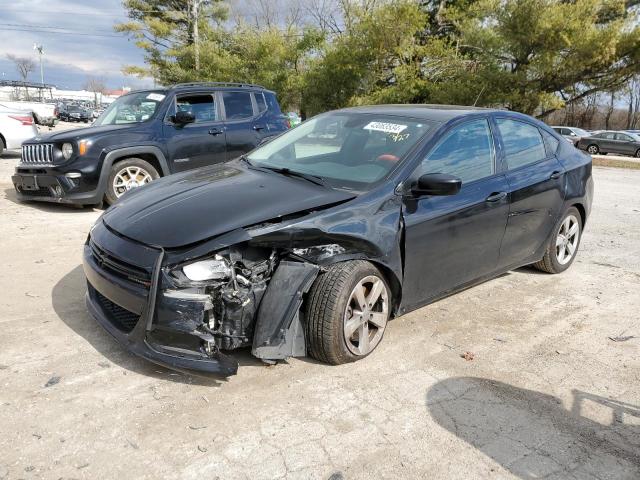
485;191;507;203
550;170;563;180
208;128;223;136
253;124;266;131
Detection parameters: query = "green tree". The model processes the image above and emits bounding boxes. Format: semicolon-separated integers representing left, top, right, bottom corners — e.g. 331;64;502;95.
444;0;640;115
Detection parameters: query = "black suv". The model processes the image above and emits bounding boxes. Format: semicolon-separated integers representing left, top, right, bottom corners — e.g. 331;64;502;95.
58;104;91;123
12;83;289;206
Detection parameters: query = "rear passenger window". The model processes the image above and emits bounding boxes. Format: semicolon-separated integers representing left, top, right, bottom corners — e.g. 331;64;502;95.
540;129;559;156
496;118;546;169
264;92;282;114
422;119;495;183
175;94;217;123
255;93;267;113
222;91;254;120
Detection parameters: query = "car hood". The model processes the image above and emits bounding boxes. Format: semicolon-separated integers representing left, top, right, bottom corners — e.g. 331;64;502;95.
31;124;134;143
101;163;357;248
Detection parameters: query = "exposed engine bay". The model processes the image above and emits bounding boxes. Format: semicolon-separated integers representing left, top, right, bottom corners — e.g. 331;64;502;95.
157;244;342;362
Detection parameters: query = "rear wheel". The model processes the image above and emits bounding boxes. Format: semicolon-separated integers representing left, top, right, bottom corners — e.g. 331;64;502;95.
532;207;582;274
586;144;599;155
305;260;391;365
105;158;159;205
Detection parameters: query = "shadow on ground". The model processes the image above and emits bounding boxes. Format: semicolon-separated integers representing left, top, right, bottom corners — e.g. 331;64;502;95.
427;377;640;479
52;265;267;386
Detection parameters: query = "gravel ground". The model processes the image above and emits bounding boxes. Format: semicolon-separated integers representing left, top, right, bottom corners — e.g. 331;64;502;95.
0;154;638;479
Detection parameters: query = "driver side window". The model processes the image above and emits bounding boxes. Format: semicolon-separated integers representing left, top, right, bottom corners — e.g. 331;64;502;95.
422;119;495;183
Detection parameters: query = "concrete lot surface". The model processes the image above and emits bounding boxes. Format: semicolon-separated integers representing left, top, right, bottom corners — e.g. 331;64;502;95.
0;157;638;479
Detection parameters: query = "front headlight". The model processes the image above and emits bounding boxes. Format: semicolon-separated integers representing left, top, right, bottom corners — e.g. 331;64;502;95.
62;143;73;160
182;255;231;281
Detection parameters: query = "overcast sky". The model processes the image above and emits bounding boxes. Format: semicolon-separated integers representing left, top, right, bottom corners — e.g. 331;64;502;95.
0;0;152;90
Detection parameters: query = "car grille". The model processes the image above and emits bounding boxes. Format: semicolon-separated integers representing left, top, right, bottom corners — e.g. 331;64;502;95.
16;186;52;197
22;144;54;164
94;289;140;333
90;240;152;287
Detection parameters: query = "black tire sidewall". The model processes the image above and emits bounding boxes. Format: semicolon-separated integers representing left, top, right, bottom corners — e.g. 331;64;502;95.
310;261;392;364
547;207;582;273
105;158;159;205
587;145;598;154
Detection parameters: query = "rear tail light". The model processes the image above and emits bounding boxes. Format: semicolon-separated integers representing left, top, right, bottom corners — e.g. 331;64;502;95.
285;118;291;129
9;115;34;126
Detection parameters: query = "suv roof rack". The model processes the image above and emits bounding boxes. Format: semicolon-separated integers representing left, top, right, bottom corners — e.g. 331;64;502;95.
170;82;267;90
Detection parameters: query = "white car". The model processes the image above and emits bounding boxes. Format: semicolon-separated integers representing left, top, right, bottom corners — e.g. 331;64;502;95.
0;105;38;156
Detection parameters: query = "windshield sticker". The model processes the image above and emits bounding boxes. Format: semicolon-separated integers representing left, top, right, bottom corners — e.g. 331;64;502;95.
364;121;408;134
146;93;166;102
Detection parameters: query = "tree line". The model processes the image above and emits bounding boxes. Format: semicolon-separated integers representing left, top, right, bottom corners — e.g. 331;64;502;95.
117;0;640;122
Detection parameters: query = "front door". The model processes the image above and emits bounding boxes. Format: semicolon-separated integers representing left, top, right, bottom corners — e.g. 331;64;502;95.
493;118;566;267
164;93;227;173
401;118;509;310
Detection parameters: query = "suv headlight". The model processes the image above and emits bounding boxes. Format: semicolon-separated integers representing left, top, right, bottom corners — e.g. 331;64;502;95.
62;143;73;160
182;255;231;282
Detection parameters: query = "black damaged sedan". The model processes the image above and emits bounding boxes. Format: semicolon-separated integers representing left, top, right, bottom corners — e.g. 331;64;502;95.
83;105;593;376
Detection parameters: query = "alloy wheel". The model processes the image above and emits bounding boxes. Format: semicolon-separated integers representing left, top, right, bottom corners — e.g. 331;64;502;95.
587;145;598;154
343;275;389;356
555;214;580;265
113;166;153;198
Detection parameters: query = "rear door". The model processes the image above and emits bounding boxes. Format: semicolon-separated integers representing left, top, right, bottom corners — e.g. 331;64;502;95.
163;92;227;172
220;90;262;159
401;118;510;309
494;117;565;268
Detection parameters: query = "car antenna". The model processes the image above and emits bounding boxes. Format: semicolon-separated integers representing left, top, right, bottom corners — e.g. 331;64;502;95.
473;85;486;107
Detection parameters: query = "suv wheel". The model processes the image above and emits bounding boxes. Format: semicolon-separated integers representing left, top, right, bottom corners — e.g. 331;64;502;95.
305;261;391;365
105;158;159;205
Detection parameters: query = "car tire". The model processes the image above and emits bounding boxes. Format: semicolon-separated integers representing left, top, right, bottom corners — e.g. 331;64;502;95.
305;260;391;365
635;149;640;158
105;158;159;205
532;206;582;274
586;144;599;155
0;139;4;157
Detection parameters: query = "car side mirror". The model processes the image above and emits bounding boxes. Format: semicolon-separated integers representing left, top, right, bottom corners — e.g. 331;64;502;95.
412;173;462;196
173;110;195;125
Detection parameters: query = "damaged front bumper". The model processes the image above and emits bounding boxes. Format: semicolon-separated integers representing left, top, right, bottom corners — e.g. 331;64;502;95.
83;243;239;377
82;221;322;377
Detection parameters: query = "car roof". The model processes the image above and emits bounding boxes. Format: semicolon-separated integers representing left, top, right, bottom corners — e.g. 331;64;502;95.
334;104;507;123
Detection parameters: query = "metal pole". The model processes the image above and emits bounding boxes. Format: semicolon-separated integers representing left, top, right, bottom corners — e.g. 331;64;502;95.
39;53;44;102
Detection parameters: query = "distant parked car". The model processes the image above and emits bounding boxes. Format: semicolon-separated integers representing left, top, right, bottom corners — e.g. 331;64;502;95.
624;129;640;135
12;82;290;206
59;105;90;123
0;105;38;156
577;130;640;157
551;126;591;146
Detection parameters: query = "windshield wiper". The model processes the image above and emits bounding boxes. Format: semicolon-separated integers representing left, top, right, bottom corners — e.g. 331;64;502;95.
238;154;253;167
256;166;327;187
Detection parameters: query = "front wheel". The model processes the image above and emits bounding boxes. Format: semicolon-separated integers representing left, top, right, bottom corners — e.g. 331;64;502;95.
305;260;391;365
635;149;640;158
532;207;582;274
105;158;159;205
586;144;599;155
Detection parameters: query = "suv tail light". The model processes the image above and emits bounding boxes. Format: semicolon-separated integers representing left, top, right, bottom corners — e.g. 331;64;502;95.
9;115;34;126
